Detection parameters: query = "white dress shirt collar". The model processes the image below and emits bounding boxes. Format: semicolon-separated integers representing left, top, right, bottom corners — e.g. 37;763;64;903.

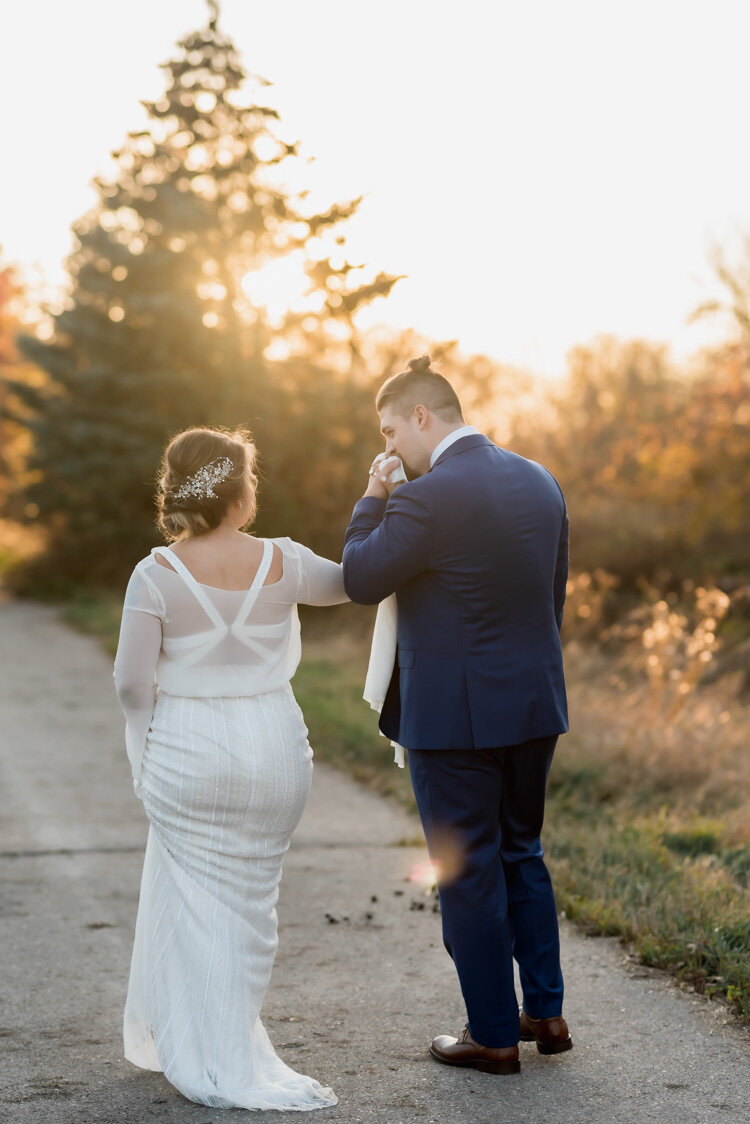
429;424;479;468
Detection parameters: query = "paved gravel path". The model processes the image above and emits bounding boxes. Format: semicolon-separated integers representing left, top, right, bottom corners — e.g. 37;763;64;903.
1;595;748;1123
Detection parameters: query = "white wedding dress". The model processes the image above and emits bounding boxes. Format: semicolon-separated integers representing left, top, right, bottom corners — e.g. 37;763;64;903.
112;536;346;1111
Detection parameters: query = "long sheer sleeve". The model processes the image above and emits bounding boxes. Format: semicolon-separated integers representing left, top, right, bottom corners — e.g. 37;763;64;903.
113;565;165;792
283;539;349;606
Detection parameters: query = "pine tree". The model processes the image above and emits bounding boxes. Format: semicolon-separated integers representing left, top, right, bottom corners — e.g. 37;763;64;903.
0;259;40;518
3;0;401;585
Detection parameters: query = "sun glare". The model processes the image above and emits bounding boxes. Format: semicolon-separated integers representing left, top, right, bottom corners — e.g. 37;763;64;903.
240;252;315;326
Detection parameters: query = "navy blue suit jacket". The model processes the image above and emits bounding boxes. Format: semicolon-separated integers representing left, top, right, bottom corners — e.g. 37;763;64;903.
342;434;569;750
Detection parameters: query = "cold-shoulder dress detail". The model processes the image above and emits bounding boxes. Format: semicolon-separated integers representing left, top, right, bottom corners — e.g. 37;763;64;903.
112;536;346;1111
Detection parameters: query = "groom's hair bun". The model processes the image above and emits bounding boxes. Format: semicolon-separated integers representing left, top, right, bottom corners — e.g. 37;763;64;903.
407;354;432;372
155;425;258;542
376;355;464;422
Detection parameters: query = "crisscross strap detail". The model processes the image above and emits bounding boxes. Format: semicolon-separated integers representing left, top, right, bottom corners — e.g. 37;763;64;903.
151;546;226;629
232;539;275;626
150;539;275;628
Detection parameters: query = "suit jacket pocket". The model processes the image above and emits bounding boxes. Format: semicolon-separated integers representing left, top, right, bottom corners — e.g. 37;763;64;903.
397;647;415;669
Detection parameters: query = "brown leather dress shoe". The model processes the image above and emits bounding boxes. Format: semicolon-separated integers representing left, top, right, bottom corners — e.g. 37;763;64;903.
519;1009;573;1054
430;1026;521;1075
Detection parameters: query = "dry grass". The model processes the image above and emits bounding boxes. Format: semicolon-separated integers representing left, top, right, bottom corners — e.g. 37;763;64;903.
561;641;750;843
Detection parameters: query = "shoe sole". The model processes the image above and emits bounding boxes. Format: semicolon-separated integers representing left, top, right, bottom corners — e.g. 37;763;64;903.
429;1047;521;1075
520;1034;573;1055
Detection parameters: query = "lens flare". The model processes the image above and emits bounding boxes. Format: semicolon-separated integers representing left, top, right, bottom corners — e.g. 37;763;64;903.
408;825;466;889
408;858;439;892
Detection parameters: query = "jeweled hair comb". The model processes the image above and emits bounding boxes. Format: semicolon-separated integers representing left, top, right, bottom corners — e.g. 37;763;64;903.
171;456;234;501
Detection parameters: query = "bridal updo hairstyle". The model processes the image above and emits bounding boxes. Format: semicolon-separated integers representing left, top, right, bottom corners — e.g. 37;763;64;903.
156;425;258;542
375;354;464;422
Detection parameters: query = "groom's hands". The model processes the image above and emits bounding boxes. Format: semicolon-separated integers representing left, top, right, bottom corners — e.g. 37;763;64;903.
364;455;404;500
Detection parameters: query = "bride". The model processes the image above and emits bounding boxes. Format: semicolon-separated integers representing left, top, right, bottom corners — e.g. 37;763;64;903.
112;425;345;1111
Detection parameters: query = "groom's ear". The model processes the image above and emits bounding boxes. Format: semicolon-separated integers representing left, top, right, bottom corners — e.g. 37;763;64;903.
413;404;428;428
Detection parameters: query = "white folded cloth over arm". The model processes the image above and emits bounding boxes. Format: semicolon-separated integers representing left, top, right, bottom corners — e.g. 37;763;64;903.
363;593;406;767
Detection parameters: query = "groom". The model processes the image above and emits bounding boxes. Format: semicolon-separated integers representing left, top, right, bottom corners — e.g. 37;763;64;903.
342;356;572;1075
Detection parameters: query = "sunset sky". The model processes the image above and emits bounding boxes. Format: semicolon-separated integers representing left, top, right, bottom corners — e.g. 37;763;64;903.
3;0;750;378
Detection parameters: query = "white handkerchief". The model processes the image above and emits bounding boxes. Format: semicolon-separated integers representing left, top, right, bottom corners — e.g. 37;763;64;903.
363;594;406;767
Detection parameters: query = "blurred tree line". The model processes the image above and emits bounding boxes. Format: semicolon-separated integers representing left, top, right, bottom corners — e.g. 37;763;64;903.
507;317;750;588
1;2;749;598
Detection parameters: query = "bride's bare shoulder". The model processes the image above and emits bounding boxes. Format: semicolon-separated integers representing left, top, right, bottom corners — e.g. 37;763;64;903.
265;540;284;584
152;550;177;573
151;536;284;587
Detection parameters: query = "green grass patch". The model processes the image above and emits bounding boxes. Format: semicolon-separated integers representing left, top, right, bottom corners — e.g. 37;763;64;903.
58;586;124;653
661;818;725;857
292;651;416;807
545;800;750;1016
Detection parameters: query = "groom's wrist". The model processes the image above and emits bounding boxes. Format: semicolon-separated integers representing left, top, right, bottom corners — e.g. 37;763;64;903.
353;495;387;519
363;480;388;501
